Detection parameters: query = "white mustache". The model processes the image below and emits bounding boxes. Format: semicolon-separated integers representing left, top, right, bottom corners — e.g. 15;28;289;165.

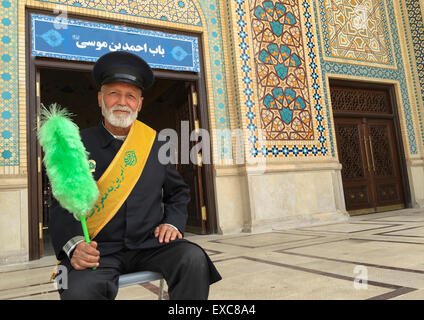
111;105;132;112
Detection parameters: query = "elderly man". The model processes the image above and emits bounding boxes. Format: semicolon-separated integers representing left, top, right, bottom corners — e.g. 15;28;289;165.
49;51;221;300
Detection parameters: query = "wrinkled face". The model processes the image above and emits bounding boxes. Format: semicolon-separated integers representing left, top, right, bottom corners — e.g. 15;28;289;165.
98;82;143;129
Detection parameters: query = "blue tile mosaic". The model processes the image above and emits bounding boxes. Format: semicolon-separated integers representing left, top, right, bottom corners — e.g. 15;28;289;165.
0;0;18;166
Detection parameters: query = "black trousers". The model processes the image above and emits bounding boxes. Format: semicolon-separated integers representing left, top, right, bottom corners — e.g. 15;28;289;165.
58;240;211;300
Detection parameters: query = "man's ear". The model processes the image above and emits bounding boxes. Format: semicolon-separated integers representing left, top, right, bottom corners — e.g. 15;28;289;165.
98;91;103;109
138;97;144;112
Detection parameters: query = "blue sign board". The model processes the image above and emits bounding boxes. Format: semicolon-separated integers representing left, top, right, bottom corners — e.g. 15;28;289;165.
31;14;200;72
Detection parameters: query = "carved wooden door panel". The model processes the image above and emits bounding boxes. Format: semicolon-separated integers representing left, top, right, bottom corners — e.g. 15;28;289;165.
366;119;404;210
335;118;375;212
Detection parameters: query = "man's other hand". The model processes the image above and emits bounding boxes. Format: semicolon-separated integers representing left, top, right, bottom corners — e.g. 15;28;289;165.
70;241;100;270
154;224;183;243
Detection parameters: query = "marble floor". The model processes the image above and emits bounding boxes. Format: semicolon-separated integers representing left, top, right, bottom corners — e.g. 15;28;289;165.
0;208;423;300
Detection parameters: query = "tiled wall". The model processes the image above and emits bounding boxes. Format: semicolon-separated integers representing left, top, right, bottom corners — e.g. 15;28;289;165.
403;0;424;146
1;0;424;169
233;0;330;158
232;0;422;161
316;0;418;156
0;0;19;168
0;0;234;169
36;0;203;26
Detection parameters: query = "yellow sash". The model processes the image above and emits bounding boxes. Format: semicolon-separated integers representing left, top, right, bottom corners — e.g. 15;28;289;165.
86;120;156;239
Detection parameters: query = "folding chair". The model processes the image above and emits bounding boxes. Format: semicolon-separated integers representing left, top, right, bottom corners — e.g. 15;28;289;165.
118;271;165;300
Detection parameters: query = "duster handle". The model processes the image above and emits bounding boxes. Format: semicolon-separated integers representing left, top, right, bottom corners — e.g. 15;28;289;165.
80;216;91;244
80;216;97;271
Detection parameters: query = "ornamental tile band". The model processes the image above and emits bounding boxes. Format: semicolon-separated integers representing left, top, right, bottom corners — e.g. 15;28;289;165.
236;0;328;158
0;0;19;166
404;0;424;145
250;0;314;141
35;0;203;26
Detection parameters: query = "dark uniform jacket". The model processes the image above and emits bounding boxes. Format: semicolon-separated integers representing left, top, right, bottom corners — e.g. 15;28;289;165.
49;122;221;283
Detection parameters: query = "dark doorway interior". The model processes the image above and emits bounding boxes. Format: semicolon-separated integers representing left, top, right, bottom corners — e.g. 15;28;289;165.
39;68;207;257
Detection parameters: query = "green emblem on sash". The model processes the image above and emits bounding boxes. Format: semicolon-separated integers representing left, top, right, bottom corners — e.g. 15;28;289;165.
124;151;137;167
88;159;96;173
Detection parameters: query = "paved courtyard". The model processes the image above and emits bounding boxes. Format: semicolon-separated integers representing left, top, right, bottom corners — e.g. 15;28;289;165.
0;208;423;300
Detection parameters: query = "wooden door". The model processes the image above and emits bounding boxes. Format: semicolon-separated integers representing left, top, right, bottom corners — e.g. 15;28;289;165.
36;70;44;257
175;82;206;234
331;83;406;214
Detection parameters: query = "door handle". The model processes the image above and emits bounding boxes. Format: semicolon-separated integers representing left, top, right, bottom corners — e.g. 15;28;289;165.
364;137;371;173
369;137;376;172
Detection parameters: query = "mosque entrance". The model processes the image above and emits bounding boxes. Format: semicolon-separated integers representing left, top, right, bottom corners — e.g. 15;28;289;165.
28;62;217;259
330;80;410;215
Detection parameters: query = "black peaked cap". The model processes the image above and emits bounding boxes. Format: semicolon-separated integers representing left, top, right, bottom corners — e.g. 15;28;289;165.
92;51;154;90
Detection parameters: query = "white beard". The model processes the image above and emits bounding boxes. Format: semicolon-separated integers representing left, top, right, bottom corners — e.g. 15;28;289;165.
101;98;138;128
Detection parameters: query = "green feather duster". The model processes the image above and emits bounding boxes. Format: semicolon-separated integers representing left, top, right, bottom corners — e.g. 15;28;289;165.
38;103;99;221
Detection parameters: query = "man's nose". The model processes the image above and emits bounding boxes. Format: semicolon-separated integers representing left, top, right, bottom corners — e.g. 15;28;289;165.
118;94;127;106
